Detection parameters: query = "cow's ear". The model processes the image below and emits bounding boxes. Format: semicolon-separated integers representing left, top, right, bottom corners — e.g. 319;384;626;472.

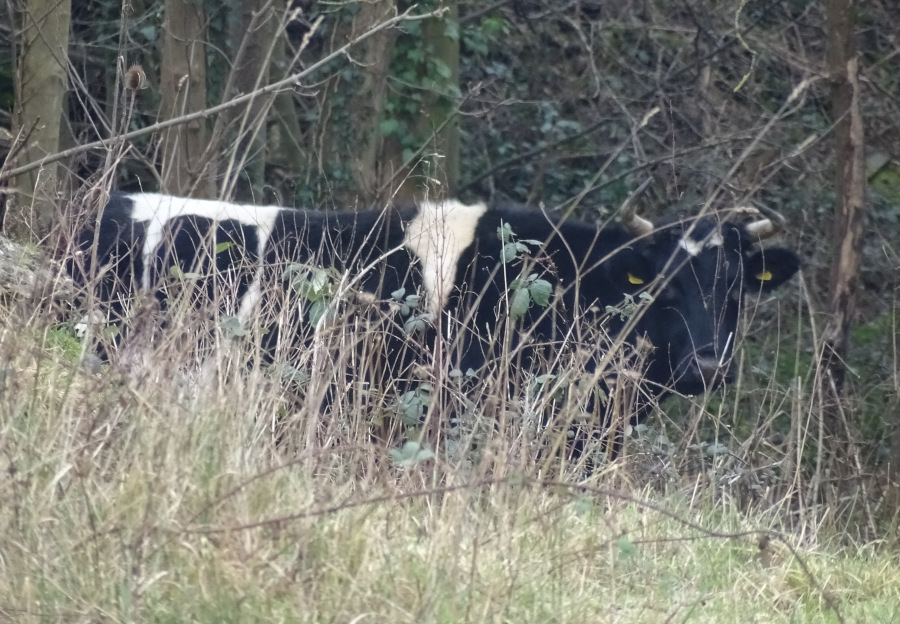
744;248;800;291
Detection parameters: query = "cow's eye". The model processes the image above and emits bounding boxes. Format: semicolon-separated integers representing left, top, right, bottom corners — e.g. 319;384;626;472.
627;273;644;285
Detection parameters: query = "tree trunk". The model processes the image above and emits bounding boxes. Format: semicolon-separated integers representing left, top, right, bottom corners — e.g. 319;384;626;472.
9;0;71;241
343;0;398;203
379;1;459;203
160;0;213;198
820;0;865;445
267;31;307;205
417;3;459;199
221;0;278;203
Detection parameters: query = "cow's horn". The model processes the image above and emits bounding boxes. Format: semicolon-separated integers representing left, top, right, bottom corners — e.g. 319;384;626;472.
620;179;654;236
744;205;786;240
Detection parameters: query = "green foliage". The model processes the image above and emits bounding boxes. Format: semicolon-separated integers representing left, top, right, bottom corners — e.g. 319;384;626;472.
219;314;247;337
382;1;461;171
497;221;542;264
393;383;432;427
389;440;434;468
391;287;432;335
508;273;553;320
605;292;654;321
284;264;341;326
45;326;84;362
495;223;553;320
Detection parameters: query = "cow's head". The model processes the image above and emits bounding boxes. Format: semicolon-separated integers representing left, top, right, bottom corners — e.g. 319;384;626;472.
609;205;800;397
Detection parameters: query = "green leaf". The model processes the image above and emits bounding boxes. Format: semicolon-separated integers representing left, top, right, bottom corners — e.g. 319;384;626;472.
502;242;519;264
617;537;637;558
379;118;400;136
220;315;247;337
510;287;531;319
308;300;329;326
404;315;427;334
309;268;331;296
443;21;459;41
482;16;505;35
215;241;234;254
279;364;309;388
529;279;553;306
389;441;434;468
431;58;452;80
137;25;157;41
573;496;595;516
391;287;406;300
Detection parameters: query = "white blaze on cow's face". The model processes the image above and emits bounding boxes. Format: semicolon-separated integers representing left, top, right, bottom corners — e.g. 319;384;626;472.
677;228;724;257
404;199;488;314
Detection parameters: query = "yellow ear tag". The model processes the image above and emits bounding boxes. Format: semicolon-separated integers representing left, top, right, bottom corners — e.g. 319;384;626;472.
756;270;773;281
627;273;644;285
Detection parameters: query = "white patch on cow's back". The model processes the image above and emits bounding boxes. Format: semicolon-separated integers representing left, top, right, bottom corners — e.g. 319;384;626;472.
126;193;283;295
678;229;724;257
706;230;724;248
404;199;488;313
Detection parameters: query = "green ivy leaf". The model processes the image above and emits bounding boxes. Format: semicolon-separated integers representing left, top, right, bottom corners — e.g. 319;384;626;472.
431;58;453;80
379;118;400;136
443;21;459;41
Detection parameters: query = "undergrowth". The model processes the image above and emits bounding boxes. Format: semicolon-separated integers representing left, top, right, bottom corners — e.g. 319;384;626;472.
0;260;898;623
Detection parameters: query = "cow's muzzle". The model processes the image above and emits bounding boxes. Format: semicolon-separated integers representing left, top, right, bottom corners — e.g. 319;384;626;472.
673;351;734;395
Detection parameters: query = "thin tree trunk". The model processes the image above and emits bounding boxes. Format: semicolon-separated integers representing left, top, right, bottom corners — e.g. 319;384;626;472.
345;0;397;203
820;0;865;445
379;1;459;203
9;0;71;241
267;31;306;205
418;3;459;199
160;0;213;198
221;0;278;203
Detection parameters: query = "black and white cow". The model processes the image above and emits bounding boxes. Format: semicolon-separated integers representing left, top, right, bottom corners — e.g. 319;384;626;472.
68;191;800;442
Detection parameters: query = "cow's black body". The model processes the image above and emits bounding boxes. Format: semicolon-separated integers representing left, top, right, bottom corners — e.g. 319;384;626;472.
69;192;800;447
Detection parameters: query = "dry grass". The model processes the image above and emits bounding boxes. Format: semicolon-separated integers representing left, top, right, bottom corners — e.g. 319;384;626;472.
0;267;898;624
